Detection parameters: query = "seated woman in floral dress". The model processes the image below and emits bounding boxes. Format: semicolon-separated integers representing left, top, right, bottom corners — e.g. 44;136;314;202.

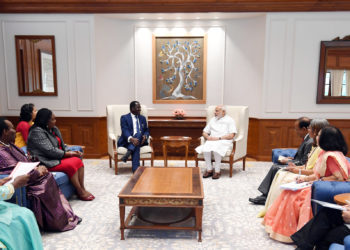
27;108;94;201
258;119;329;217
262;126;350;243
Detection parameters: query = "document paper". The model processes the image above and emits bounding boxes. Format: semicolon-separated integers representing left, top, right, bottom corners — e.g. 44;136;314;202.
311;199;346;211
280;181;313;191
8;162;39;184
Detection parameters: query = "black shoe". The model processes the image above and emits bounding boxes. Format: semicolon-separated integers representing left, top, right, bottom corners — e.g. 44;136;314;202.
121;150;132;162
248;195;266;205
203;170;213;178
77;217;83;224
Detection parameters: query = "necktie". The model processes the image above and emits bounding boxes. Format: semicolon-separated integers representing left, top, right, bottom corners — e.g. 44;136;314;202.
136;116;141;134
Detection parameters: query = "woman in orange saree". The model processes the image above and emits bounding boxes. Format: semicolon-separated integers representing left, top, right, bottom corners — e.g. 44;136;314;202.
262;126;350;243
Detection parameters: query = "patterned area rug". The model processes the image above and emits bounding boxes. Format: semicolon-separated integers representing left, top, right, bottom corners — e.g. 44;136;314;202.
41;160;295;250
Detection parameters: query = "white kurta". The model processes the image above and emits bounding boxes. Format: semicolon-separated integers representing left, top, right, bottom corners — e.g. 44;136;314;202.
195;115;237;157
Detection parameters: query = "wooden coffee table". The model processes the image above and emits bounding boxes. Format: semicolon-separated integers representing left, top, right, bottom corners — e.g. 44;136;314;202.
118;166;204;241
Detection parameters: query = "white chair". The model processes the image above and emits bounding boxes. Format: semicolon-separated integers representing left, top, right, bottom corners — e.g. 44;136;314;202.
195;106;249;177
106;104;154;175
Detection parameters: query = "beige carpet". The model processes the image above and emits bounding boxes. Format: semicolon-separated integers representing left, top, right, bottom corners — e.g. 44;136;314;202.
41;160;295;250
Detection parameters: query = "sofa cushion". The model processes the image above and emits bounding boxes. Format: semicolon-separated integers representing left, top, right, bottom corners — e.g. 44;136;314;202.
0;171;75;208
51;171;70;186
312;181;350;214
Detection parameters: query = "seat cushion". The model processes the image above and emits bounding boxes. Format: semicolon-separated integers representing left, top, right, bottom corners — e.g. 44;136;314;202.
0;172;75;207
51;171;70;186
197;149;232;159
311;181;350;214
117;146;153;155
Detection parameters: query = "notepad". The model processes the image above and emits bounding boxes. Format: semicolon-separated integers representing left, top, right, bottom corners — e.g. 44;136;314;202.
311;199;346;211
280;181;312;191
8;162;39;184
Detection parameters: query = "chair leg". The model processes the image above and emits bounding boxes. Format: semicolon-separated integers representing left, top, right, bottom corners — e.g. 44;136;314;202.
195;157;198;167
109;155;112;168
243;157;246;171
151;158;154;167
142;160;145;166
229;163;233;178
114;153;118;175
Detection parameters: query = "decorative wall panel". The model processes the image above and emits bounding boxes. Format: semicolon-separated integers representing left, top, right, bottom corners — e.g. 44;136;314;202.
6;116;350;160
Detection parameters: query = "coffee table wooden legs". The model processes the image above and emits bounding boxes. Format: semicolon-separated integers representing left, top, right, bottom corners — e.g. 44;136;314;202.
195;207;203;242
185;145;189;167
119;204;125;240
163;142;168;167
119;205;203;241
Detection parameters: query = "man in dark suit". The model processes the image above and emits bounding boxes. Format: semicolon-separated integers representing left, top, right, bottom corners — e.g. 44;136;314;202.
117;101;149;173
249;117;313;205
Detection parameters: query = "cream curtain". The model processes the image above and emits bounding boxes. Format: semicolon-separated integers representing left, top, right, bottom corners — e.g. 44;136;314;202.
330;70;344;96
346;70;350;96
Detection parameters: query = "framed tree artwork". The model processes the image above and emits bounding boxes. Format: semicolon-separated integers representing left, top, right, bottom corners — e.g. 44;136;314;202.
153;35;207;103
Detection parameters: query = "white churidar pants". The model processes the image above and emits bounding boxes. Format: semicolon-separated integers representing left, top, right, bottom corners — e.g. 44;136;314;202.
203;151;222;173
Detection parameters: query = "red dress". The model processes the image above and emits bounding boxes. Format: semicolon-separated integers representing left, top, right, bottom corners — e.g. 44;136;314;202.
48;136;83;178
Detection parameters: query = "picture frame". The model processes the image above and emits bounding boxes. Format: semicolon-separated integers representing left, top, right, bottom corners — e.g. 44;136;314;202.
152;35;207;104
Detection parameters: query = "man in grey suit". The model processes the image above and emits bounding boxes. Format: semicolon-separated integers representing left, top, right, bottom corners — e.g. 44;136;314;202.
249;117;313;205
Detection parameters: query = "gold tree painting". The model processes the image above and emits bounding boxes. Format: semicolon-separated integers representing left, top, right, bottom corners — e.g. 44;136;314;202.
153;36;207;104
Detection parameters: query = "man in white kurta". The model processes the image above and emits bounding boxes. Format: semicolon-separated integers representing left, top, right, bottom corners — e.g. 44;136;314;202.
195;106;237;179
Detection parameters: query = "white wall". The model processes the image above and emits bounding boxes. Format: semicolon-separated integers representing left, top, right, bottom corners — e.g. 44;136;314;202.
224;16;266;117
1;13;350;119
94;16;265;117
94;16;135;115
0;14;96;117
263;12;350;119
134;22;226;116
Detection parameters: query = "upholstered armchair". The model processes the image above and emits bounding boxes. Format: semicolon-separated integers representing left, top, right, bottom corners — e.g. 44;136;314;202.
195;106;249;177
106;105;154;175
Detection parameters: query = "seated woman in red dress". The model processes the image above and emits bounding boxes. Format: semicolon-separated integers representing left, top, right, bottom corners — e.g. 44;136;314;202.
27;108;94;201
14;103;37;151
262;126;350;243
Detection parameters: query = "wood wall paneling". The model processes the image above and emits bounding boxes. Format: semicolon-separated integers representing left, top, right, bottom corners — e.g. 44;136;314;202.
1;0;350;13
5;116;350;160
247;118;259;158
148;116;206;159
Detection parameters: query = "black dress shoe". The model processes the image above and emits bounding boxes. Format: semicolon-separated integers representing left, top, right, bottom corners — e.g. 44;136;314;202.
77;217;83;224
121;150;132;162
248;195;266;205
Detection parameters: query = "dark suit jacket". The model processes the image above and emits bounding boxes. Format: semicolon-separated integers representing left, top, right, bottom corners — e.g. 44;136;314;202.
117;113;149;148
292;134;313;166
27;126;68;168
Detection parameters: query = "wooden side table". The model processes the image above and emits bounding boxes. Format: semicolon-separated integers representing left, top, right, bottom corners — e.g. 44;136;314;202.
334;193;350;205
160;136;192;167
